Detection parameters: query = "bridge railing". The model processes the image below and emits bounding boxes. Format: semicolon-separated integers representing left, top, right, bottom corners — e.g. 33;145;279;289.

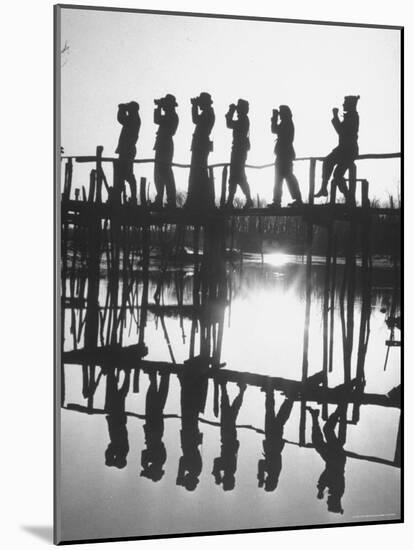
61;147;401;208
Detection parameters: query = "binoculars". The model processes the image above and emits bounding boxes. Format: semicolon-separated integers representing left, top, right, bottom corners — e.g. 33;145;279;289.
119;102;138;110
154;98;164;107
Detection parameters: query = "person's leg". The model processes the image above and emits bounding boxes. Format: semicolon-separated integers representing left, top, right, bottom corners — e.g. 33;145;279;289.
146;372;158;413
165;165;177;206
315;149;339;197
153;155;164;206
114;159;127;202
125;161;137;202
239;171;253;206
323;406;342;445
273;162;283;206
306;407;325;453
220;383;231;412
239;151;252;207
264;389;276;435
201;150;214;207
157;373;170;410
186;151;197;207
285;163;303;203
275;398;294;427
227;163;237;206
332;161;352;203
230;383;246;417
161;144;176;207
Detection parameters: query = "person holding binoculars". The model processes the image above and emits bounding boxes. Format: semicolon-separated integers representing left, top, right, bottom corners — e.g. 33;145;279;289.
225;99;253;209
152;94;179;209
268;105;303;208
115;101;141;203
314;95;360;202
185;92;215;210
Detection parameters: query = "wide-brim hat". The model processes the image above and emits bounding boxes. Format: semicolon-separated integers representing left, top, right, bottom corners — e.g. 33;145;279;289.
279;104;292;117
129;101;139;111
163;94;178;107
344;95;360;107
199;92;213;105
237;98;249;112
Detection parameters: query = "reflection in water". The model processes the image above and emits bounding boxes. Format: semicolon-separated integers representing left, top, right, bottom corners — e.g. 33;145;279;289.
307;405;347;514
104;368;130;469
213;381;246;491
177;361;209;491
60;210;401;539
264;252;289;267
258;391;293;492
141;372;169;481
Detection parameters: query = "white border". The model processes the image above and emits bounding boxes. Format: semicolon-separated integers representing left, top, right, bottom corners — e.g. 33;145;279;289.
1;1;410;548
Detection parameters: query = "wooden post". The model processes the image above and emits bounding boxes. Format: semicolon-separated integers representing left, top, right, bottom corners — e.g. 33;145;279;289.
95;145;103;203
330;180;337;205
349;163;357;206
140;177;147;207
308;158;316;205
88;169;96;203
322;222;333;421
299;222;313;446
139;223;149;345
394;416;401;466
208;167;215;205
361;179;370;208
112;160;122;205
220;165;228;208
84;205;101;351
328;234;337;374
63;158;73;201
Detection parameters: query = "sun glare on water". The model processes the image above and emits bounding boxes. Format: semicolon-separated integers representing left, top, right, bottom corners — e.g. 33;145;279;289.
264;252;289;267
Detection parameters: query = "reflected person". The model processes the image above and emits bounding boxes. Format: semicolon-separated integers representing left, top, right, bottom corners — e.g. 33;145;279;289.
104;368;131;469
268;105;303;208
314;95;360;202
176;361;209;491
258;389;294;491
152;94;179;209
185;92;215;210
307;405;346;514
141;371;170;482
115;101;141;204
212;381;246;491
225;99;253;209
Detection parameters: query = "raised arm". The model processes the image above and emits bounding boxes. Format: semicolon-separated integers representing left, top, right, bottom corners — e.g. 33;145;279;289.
191;103;200;124
117;104;128;125
331;108;341;134
154;106;163;125
225;105;237;129
271;110;279;135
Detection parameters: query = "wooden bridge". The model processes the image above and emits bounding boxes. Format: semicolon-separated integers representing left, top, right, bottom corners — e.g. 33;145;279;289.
60;148;401;224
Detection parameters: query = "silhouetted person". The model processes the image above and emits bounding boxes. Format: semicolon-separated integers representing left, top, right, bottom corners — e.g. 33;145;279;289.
268;105;303;208
152;94;179;209
176;358;209;491
258;390;293;492
115;101;141;203
185;92;215;210
212;381;246;491
104;368;131;469
141;371;170;482
225;99;253;209
307;405;346;514
314;95;360;202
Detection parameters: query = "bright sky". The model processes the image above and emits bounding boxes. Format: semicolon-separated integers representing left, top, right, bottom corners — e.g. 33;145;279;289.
60;8;401;203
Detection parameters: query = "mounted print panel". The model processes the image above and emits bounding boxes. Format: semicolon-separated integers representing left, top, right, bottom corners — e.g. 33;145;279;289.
54;4;402;545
